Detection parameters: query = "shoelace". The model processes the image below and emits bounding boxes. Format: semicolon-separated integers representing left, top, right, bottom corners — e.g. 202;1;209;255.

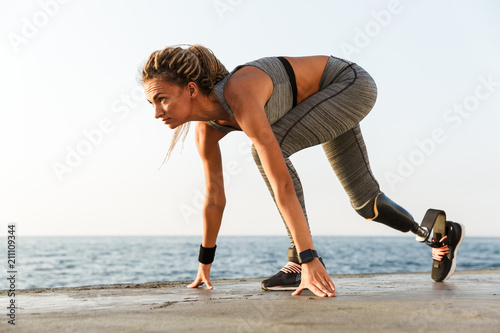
279;262;302;274
431;236;450;261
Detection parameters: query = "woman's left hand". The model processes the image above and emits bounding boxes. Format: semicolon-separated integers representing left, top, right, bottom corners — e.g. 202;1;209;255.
292;258;336;297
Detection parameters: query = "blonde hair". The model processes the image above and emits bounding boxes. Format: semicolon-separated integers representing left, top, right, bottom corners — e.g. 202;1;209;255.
142;44;229;166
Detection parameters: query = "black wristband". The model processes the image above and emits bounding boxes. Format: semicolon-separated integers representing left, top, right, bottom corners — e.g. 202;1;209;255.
198;244;217;264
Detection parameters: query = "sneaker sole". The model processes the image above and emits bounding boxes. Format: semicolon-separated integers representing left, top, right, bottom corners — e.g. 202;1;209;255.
260;283;298;291
440;223;466;282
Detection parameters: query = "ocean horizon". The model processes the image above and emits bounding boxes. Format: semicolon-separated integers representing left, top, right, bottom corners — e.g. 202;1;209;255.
5;235;499;290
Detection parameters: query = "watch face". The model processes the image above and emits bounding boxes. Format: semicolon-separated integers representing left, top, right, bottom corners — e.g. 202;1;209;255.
299;249;317;263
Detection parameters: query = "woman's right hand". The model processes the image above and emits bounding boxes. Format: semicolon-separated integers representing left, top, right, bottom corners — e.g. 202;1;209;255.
187;263;213;289
292;258;336;297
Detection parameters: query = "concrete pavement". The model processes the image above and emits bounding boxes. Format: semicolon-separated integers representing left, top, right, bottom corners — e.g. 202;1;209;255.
2;269;500;332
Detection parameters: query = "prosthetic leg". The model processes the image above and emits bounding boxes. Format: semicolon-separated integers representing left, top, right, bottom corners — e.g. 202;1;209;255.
362;192;446;243
360;192;464;282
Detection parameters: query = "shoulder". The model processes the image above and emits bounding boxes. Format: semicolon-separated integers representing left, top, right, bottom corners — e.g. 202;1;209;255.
224;63;273;111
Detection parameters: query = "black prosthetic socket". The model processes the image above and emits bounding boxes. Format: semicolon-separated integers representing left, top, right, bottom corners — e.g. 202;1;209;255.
359;193;421;234
287;247;300;264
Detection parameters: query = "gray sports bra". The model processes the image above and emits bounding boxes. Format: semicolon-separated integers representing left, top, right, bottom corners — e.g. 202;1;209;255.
208;57;296;134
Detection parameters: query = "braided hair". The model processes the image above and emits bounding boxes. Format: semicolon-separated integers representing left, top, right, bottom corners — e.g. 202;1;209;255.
142;44;229;165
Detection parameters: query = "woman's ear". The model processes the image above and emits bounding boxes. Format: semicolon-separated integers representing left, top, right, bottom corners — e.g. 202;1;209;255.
187;82;198;97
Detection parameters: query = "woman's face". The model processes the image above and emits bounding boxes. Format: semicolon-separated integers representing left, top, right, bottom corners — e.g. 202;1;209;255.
144;79;192;129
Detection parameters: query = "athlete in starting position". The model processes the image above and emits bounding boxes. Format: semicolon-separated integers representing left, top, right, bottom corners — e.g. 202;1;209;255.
142;44;465;297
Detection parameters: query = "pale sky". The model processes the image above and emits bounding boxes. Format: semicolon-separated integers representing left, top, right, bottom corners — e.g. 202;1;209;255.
1;0;499;237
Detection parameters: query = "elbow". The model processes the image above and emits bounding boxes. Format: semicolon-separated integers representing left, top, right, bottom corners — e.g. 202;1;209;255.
205;194;226;211
205;183;226;209
274;179;297;206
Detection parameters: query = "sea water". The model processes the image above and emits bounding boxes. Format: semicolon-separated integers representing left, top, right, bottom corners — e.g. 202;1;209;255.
4;236;499;290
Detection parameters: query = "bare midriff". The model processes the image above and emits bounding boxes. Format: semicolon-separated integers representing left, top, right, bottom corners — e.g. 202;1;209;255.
212;55;330;131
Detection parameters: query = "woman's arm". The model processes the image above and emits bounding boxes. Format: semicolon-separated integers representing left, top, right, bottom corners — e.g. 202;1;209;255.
225;67;336;297
187;121;227;289
196;121;227;247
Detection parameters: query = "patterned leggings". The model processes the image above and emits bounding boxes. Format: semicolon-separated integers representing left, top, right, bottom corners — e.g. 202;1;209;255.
251;56;380;247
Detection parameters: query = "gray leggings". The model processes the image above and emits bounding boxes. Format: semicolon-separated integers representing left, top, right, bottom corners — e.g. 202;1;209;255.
251;57;380;247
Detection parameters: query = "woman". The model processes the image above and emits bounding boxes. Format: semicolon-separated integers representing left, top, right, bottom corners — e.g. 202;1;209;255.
142;44;464;297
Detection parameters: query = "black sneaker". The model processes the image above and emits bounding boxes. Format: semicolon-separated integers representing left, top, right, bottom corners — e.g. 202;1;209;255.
260;262;301;291
427;221;465;282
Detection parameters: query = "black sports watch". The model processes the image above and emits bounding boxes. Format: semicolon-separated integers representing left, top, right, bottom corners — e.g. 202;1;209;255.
299;249;319;263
